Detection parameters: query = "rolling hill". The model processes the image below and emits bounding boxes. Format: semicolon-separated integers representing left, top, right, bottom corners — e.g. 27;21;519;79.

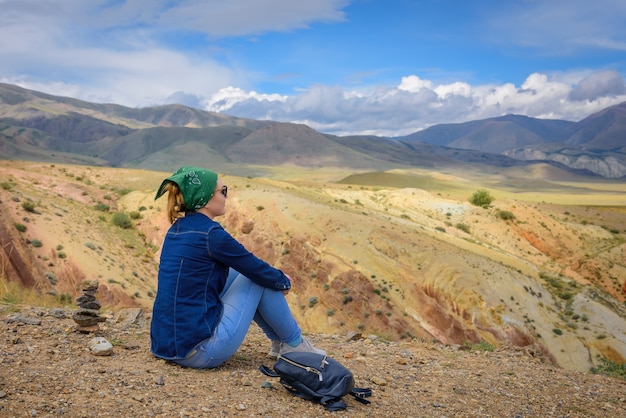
398;104;626;178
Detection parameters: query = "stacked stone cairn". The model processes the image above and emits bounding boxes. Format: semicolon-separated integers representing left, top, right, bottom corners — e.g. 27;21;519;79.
72;281;106;333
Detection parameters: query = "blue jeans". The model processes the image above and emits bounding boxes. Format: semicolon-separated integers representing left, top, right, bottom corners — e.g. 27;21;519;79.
173;269;301;369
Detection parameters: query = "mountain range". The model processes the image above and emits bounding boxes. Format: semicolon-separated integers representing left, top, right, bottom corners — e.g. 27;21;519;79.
1;82;625;178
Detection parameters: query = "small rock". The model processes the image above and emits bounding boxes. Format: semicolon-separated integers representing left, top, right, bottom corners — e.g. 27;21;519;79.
76;294;96;305
78;300;102;310
261;381;272;389
9;316;42;325
346;331;362;341
75;324;101;334
89;337;113;356
399;349;413;359
50;308;67;319
72;313;106;327
114;308;145;327
81;281;99;292
371;376;387;386
154;376;165;385
452;386;468;395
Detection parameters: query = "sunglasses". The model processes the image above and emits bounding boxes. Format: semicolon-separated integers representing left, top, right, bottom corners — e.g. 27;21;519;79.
220;185;228;197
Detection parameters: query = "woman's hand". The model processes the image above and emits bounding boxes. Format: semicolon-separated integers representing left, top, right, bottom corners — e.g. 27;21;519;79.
282;274;293;295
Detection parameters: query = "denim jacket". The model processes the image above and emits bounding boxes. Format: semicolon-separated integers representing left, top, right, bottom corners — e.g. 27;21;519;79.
150;211;291;360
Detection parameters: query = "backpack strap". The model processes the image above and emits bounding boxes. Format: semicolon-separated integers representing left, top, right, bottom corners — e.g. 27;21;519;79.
280;379;348;411
258;365;280;378
323;400;348;412
350;387;372;404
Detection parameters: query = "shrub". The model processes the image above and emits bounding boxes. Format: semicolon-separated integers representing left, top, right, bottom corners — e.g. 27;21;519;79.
44;272;56;285
455;223;471;233
22;201;37;213
308;296;318;308
497;210;516;221
14;222;27;232
469;189;494;207
58;294;72;304
94;202;110;212
111;212;133;229
591;358;626;380
30;239;43;248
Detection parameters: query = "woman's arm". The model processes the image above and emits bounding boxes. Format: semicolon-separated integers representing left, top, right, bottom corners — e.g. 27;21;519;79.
207;226;291;291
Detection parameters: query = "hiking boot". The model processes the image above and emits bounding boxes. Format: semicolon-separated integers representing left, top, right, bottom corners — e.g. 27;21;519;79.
278;337;326;357
268;340;280;359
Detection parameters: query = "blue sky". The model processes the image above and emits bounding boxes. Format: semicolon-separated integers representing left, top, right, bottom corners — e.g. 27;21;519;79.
1;0;626;136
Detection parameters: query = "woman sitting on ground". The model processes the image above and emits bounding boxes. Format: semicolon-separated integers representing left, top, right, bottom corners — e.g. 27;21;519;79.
150;166;325;369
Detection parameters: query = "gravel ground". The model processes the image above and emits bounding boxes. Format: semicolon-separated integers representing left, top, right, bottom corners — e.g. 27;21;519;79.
1;306;625;418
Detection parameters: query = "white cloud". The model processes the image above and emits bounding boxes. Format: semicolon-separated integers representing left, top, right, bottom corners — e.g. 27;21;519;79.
206;87;287;113
204;70;626;137
434;82;473;99
569;70;626;101
398;75;435;93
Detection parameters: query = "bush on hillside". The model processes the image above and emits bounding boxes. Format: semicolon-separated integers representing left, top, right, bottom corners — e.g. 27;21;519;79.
94;202;110;212
111;212;133;229
469;189;494;207
497;210;516;221
22;200;37;213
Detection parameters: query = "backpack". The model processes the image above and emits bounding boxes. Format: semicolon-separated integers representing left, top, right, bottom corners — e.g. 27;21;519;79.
259;351;372;411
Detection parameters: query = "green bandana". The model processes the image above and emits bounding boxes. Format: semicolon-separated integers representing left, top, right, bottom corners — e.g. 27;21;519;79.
154;166;218;210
